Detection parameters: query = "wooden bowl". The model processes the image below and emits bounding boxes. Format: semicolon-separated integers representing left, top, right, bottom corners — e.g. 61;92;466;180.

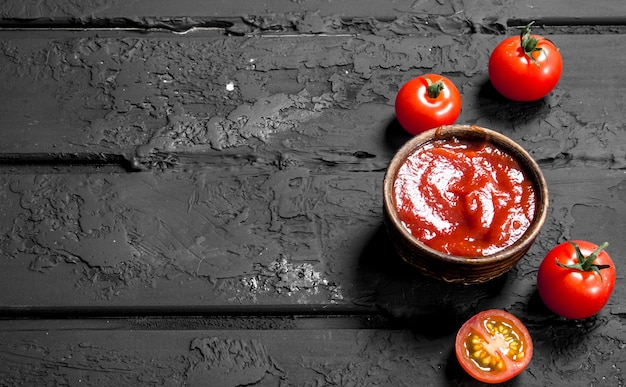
383;125;549;284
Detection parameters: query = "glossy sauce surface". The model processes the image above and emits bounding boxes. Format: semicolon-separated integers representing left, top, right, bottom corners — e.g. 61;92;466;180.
394;138;536;256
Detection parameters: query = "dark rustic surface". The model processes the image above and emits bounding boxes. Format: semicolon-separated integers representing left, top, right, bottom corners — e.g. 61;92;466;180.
1;1;625;386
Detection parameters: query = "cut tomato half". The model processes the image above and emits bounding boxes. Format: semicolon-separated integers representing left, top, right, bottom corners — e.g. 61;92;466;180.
455;309;533;384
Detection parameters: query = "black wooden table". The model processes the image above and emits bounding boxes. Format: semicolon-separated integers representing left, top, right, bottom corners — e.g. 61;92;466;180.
1;1;625;385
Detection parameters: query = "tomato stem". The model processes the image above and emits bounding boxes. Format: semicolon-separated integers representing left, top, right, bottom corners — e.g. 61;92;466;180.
555;241;611;280
520;21;543;66
424;76;445;99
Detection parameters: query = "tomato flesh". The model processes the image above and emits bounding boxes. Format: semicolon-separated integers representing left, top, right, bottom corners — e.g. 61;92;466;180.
456;310;532;384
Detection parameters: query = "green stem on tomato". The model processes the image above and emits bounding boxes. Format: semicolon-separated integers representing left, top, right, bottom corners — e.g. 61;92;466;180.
424;76;445;99
555;241;611;281
520;21;543;66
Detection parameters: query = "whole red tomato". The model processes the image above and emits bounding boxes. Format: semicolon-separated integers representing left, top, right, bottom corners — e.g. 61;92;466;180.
488;22;562;101
455;309;533;384
537;240;615;319
394;74;461;135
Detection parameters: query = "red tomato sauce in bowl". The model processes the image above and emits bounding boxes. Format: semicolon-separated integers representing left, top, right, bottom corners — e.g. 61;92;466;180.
393;137;536;257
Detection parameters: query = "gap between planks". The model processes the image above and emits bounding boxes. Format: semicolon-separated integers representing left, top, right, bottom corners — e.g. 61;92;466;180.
2;16;626;35
0;304;396;331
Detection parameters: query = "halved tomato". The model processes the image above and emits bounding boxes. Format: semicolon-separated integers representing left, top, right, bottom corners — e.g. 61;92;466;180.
455;309;533;384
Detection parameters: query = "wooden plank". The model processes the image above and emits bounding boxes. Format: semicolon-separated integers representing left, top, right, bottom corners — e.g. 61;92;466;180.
0;166;380;306
1;0;625;25
1;32;626;158
1;164;625;311
0;326;485;386
1;315;625;386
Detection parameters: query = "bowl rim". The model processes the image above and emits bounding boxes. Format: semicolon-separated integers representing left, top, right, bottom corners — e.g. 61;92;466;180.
383;124;549;264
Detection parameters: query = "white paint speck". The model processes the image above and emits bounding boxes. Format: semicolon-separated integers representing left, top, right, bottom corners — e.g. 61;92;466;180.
226;82;235;92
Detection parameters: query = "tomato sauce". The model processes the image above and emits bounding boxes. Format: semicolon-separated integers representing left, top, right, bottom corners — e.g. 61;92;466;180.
393;137;535;256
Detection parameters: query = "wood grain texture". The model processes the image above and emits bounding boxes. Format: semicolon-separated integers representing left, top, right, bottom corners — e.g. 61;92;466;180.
1;32;625;156
1;0;625;25
1;316;625;386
